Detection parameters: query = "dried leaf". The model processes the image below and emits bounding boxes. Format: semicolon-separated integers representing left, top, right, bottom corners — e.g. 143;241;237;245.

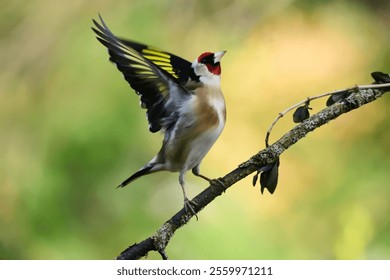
293;106;310;123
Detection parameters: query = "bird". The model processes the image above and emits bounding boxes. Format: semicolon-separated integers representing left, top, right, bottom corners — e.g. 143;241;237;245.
92;15;226;215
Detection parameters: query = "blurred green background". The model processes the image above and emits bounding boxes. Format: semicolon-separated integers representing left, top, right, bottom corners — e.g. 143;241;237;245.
1;0;389;259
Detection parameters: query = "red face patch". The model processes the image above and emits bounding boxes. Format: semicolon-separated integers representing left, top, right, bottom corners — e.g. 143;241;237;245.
197;52;221;75
207;64;221;75
197;52;213;63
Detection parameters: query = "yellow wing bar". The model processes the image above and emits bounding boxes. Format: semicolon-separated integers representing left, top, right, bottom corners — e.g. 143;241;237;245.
141;49;179;79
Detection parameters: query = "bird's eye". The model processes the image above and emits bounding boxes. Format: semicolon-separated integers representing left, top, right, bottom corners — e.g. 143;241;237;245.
198;52;214;64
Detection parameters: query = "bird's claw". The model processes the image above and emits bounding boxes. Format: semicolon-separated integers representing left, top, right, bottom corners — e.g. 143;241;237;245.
209;178;226;192
184;198;198;220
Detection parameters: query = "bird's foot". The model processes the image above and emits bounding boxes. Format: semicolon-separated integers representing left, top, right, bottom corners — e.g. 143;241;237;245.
209;178;226;192
184;198;199;220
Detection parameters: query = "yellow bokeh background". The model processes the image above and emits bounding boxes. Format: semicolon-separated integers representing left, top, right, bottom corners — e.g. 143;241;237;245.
1;0;389;259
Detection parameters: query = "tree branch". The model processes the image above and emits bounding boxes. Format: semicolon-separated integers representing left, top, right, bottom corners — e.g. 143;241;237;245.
115;85;388;260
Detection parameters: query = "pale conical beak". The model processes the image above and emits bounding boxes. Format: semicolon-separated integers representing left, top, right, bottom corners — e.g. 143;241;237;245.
214;51;226;63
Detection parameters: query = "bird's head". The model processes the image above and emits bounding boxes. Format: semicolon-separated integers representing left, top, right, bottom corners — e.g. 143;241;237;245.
192;51;226;77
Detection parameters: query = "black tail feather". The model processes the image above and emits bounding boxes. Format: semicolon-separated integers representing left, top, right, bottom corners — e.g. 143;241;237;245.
117;164;154;188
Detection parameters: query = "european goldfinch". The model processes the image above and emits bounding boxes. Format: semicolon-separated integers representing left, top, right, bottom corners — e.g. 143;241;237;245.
92;15;226;214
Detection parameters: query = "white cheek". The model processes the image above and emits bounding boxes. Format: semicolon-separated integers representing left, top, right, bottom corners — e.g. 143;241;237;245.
194;64;209;76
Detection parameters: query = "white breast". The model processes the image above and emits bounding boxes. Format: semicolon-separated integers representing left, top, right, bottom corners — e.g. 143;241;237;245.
185;92;226;170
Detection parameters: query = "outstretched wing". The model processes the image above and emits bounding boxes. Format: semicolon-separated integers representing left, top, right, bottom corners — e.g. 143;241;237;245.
92;15;190;133
118;39;194;85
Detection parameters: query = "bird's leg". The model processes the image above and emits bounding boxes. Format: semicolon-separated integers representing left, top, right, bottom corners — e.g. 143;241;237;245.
179;170;198;219
192;165;225;190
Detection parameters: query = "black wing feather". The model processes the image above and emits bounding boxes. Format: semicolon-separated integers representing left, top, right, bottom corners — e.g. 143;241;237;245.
92;15;189;133
118;39;194;84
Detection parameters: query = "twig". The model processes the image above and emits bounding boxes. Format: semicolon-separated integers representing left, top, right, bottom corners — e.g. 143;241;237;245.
264;83;390;147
